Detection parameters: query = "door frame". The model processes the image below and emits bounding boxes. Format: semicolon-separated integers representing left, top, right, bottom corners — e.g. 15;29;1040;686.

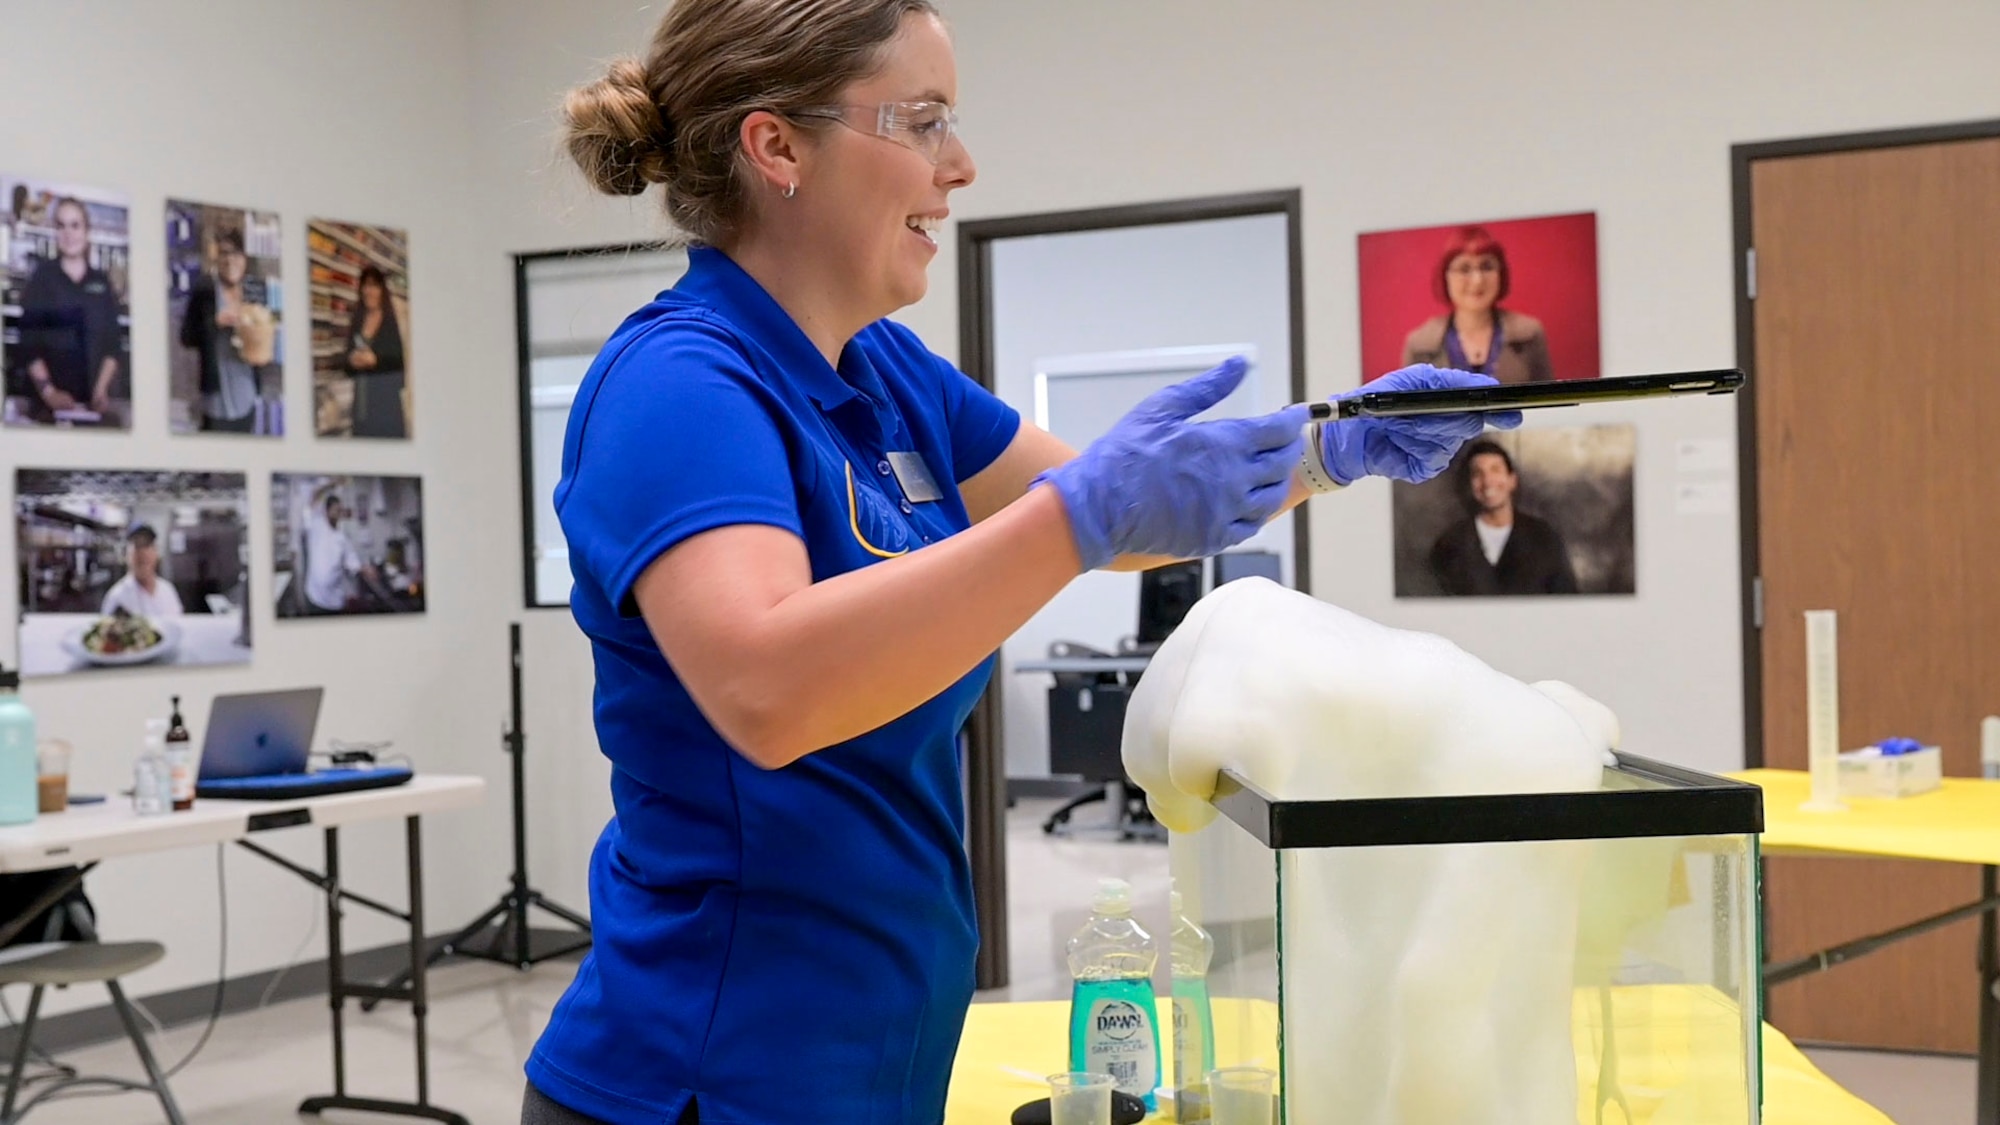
513;241;678;610
1731;119;2000;767
954;189;1308;989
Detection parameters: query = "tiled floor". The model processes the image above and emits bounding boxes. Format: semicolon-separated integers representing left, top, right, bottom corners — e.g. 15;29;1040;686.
8;796;1973;1123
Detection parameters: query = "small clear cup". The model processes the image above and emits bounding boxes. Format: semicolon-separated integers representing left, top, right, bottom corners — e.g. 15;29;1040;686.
1207;1066;1276;1125
36;739;71;813
1047;1072;1117;1125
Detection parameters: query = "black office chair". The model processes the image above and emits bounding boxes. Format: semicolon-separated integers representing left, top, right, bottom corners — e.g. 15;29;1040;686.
1040;562;1205;841
1041;641;1151;837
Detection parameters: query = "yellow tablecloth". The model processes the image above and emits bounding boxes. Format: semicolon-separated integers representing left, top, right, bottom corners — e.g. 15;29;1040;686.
945;998;1891;1124
1735;768;2000;864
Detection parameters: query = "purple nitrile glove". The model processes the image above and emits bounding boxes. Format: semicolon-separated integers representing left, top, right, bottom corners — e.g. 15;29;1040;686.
1034;357;1308;571
1315;364;1524;486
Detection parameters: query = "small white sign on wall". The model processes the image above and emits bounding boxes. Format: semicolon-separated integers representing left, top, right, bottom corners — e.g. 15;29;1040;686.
1675;481;1734;515
1675;439;1733;474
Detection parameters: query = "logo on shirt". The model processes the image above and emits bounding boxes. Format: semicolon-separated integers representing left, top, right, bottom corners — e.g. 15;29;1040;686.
844;463;911;559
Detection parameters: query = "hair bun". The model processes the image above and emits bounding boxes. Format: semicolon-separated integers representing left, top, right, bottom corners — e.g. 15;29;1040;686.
563;57;675;197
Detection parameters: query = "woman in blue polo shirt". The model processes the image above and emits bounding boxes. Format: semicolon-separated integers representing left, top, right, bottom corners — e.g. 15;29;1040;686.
524;2;1508;1123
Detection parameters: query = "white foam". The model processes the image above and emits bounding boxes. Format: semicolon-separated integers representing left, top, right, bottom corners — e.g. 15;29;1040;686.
1123;578;1617;1124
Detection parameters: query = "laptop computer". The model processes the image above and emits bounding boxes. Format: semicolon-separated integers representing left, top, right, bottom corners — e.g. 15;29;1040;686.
194;688;413;800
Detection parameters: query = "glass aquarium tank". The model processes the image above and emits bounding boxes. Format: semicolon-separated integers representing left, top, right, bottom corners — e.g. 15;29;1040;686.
1164;752;1763;1125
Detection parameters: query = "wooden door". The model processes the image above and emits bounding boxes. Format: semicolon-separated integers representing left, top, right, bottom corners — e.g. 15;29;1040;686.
1753;136;2000;1050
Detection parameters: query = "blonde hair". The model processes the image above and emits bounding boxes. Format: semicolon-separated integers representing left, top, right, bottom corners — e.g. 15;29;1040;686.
562;0;939;245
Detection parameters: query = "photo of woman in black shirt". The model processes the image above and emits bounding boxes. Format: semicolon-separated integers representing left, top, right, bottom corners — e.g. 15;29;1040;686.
344;265;406;438
12;196;129;428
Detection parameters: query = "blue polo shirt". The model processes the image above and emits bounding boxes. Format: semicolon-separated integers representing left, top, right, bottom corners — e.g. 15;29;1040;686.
526;248;1021;1125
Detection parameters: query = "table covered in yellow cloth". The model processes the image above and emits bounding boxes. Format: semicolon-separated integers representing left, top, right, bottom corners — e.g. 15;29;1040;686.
1736;769;2000;863
945;997;1891;1124
1736;768;2000;1125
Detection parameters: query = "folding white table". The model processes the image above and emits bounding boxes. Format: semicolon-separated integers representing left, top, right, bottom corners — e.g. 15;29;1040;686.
0;775;486;1125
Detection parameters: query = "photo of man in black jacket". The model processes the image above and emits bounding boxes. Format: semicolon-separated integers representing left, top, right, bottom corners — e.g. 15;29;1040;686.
1427;439;1579;596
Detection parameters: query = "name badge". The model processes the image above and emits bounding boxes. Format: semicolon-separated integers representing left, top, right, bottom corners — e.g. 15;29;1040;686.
886;452;942;503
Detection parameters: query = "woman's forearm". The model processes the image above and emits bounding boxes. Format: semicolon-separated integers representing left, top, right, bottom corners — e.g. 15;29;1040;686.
644;487;1083;768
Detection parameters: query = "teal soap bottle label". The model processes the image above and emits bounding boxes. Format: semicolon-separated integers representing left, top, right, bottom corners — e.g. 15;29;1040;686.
1070;978;1161;1105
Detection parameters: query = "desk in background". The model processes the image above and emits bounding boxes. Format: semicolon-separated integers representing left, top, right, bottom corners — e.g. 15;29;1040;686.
0;776;485;1125
1013;655;1155;839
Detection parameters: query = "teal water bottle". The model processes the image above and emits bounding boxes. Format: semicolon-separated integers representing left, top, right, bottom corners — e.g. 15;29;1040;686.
1067;877;1162;1110
0;667;39;826
1170;887;1217;1122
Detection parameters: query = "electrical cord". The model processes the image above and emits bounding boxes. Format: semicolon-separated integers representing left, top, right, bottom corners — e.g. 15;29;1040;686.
256;890;322;1010
157;844;229;1079
312;740;410;770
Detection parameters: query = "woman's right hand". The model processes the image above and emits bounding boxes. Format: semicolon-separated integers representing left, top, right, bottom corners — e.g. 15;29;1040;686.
348;347;375;370
1034;358;1306;570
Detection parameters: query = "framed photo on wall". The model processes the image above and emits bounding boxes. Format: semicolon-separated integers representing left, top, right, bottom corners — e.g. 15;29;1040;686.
167;200;285;435
1;178;132;430
272;473;425;617
1392;424;1636;598
308;219;410;439
15;469;251;676
1358;211;1600;386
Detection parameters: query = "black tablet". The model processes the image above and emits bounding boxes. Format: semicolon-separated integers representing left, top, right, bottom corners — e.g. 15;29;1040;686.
1311;369;1745;421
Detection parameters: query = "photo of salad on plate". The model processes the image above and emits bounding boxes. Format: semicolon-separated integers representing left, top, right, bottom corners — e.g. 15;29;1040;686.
15;469;249;677
81;612;165;657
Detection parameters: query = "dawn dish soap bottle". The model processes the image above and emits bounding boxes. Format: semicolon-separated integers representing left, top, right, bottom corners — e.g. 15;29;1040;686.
1067;877;1162;1110
1170;886;1217;1123
0;667;36;826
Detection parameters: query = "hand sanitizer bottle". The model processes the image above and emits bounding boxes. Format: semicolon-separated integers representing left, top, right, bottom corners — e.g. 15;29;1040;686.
1067;877;1162;1110
134;720;171;817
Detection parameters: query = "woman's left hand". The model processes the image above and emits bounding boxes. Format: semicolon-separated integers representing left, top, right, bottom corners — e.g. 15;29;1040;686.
1312;365;1523;485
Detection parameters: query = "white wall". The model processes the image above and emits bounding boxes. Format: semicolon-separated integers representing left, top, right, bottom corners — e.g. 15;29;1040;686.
458;0;1999;801
0;0;524;1018
1;0;1980;1029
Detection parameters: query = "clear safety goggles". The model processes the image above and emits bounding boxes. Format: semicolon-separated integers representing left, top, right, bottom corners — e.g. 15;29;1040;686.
788;101;962;164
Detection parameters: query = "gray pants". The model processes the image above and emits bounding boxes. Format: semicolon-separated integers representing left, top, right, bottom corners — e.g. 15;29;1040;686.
521;1083;697;1124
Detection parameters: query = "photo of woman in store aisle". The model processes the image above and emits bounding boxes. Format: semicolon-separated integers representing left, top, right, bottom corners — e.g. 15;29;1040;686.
308;219;410;438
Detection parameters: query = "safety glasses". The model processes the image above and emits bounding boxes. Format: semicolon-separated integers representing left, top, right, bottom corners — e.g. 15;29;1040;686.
786;101;961;164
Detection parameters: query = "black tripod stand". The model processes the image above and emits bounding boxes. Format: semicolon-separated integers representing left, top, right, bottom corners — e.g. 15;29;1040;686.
368;624;590;1009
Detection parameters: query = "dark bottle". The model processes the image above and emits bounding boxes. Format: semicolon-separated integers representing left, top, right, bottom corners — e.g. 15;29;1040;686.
166;695;195;811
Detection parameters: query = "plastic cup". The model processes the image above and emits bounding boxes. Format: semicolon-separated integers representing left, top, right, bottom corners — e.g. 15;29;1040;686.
1047;1072;1116;1125
1208;1067;1276;1125
36;740;70;814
